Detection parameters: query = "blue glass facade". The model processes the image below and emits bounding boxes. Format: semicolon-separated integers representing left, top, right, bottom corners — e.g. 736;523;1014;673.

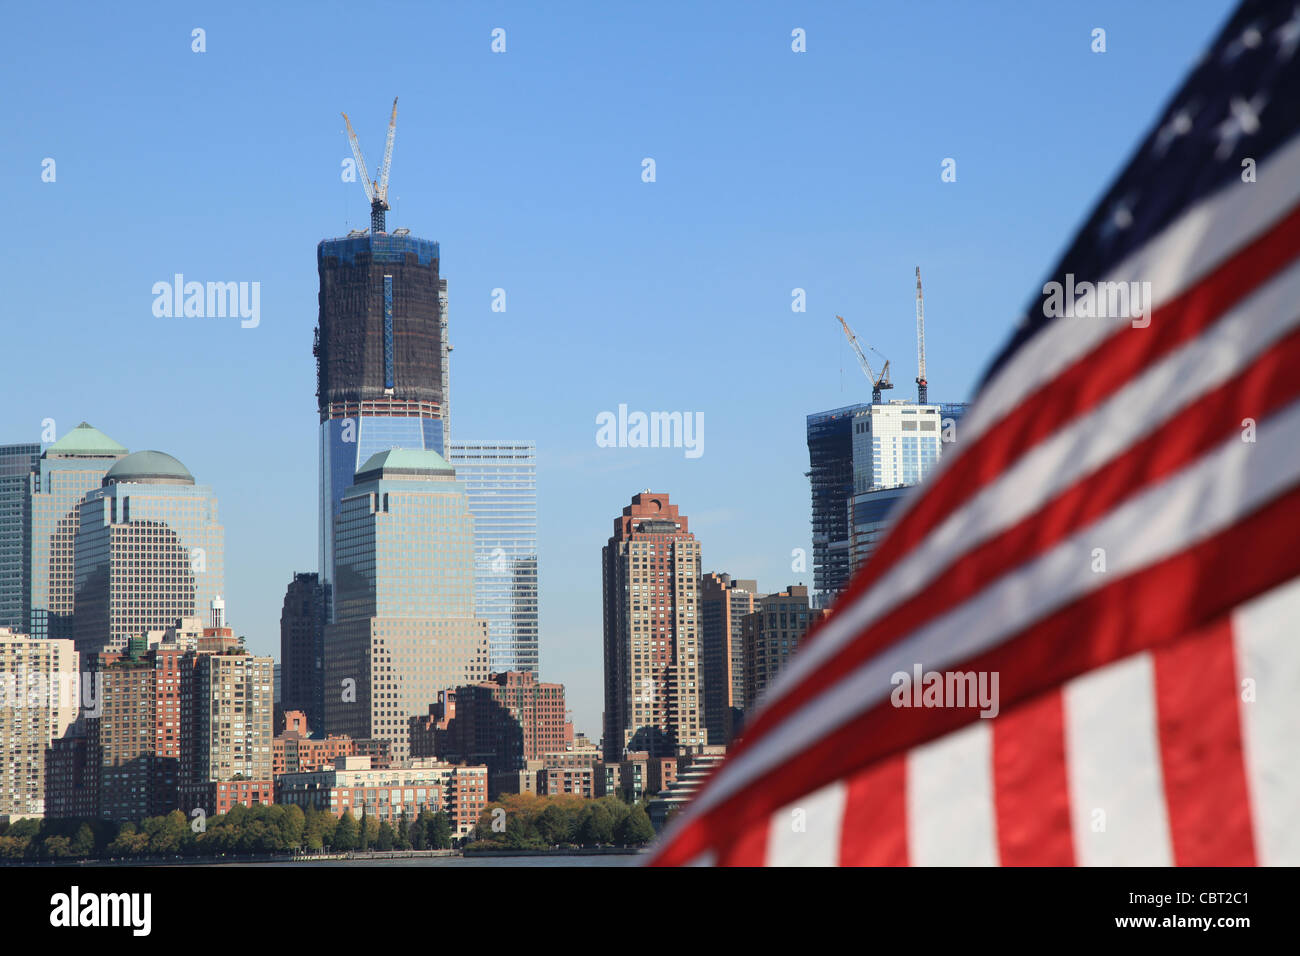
0;443;40;632
447;441;538;675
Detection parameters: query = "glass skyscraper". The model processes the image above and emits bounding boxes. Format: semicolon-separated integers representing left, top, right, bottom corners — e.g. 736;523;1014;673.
315;233;447;617
27;423;129;642
447;440;538;675
0;442;41;631
806;404;868;605
323;448;489;762
73;450;224;655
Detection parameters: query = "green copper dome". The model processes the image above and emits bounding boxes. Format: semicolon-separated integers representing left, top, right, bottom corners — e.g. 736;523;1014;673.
104;450;195;485
45;421;128;457
354;447;455;481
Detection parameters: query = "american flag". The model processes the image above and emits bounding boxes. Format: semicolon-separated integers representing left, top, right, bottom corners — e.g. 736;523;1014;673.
649;0;1300;867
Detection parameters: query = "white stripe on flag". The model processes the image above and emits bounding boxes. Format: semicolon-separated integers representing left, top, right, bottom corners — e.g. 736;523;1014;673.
1233;575;1300;866
907;720;998;866
766;780;847;866
1064;652;1173;866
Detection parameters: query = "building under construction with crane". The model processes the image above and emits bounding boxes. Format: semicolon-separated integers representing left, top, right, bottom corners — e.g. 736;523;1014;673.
806;268;966;604
315;97;451;611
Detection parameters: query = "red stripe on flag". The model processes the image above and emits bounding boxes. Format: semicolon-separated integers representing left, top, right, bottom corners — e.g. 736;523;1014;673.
992;689;1075;866
838;754;908;866
743;319;1300;751
651;479;1300;866
715;815;768;867
1153;618;1257;866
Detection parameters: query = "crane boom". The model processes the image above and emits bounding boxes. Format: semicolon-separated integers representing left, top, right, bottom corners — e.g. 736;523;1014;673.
915;266;928;404
836;314;894;404
377;96;398;203
341;111;375;203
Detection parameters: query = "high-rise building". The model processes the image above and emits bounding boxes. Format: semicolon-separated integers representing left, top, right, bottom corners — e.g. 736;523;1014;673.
323;448;489;763
849;486;911;572
410;671;567;790
316;232;447;613
93;642;188;821
73;450;224;656
601;492;704;762
742;585;829;710
0;443;40;632
0;627;79;818
280;571;325;735
846;402;969;573
806;404;868;606
699;573;758;747
187;649;275;786
27;423;128;642
851;402;944;494
447;441;538;674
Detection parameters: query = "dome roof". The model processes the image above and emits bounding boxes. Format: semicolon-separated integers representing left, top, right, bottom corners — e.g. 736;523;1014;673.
103;450;194;485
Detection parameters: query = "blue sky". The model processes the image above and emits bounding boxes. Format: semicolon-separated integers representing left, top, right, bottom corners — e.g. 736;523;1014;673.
0;1;1235;735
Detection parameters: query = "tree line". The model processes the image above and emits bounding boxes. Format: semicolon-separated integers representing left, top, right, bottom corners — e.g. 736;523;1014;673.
0;803;455;861
471;793;655;850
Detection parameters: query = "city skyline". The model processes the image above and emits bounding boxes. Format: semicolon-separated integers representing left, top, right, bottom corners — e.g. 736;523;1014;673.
0;2;1233;735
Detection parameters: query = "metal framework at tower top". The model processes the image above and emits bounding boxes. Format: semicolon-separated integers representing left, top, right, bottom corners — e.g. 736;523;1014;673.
341;97;398;234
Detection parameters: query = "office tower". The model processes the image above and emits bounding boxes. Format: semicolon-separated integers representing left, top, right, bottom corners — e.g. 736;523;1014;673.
851;403;944;493
849;486;911;572
0;443;40;632
806;404;868;606
699;573;758;747
601;492;704;762
410;671;567;789
0;628;79;817
73;450;224;656
742;585;828;710
447;441;539;674
323;448;489;763
846;402;968;573
280;571;325;735
27;422;128;642
316;231;447;612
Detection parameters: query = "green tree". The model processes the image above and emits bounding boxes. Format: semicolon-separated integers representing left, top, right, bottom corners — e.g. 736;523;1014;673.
358;808;370;851
577;804;615;846
376;821;395;851
410;813;427;850
616;805;655;846
428;811;453;850
394;812;411;850
43;834;72;858
70;822;96;858
536;804;571;846
332;811;359;851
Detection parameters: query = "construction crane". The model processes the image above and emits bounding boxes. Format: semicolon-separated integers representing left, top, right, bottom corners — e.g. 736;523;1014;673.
342;97;398;235
914;266;928;404
836;314;893;404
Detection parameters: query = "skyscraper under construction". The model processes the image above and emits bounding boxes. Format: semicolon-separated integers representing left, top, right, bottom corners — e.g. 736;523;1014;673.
316;99;451;611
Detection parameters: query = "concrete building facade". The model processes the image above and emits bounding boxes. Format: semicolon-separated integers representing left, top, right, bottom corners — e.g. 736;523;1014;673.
602;492;704;761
